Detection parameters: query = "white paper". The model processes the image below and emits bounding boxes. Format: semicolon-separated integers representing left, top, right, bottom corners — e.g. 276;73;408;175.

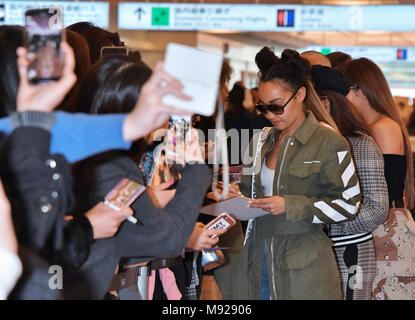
163;43;223;116
200;197;269;221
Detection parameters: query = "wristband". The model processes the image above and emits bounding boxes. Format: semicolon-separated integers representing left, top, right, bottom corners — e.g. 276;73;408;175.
10;111;55;131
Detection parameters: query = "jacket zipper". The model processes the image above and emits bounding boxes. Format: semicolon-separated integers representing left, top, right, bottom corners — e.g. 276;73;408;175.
270;136;292;299
276;136;292;196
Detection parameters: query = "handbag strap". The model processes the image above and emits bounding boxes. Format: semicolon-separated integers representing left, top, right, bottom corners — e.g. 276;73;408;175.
243;126;273;246
212;92;229;201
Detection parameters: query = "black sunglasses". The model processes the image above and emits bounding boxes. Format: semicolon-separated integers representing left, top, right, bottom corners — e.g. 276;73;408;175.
255;88;299;115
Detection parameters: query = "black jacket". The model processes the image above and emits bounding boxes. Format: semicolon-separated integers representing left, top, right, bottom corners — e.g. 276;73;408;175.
0;127;79;299
0;127;74;257
64;151;212;299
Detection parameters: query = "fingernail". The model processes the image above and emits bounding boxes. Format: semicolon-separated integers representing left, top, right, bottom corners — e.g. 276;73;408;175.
168;181;174;186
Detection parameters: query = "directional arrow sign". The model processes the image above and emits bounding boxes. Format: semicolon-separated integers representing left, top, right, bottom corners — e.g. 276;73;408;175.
135;7;145;21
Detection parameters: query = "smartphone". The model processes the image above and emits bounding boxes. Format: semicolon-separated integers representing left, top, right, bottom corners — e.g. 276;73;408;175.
204;212;236;239
169;114;191;144
25;7;65;84
100;46;129;59
104;178;146;224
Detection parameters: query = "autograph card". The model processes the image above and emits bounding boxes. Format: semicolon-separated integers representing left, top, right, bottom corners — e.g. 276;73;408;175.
163;43;223;116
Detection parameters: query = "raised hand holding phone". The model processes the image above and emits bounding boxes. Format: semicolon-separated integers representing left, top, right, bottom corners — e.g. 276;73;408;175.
16;41;76;112
186;222;226;251
123;62;193;142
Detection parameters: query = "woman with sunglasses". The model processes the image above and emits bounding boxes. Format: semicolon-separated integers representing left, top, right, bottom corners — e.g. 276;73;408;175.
343;58;415;300
232;48;361;300
310;65;389;300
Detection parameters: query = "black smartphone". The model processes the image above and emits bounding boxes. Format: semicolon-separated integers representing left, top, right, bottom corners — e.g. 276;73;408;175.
25;7;65;84
100;46;129;58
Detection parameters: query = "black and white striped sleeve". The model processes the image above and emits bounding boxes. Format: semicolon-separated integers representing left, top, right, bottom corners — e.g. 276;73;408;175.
285;143;361;224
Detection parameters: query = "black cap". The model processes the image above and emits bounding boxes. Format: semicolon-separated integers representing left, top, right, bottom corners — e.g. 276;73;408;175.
311;65;350;96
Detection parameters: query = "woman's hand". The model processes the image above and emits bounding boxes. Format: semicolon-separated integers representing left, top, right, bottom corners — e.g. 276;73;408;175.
85;202;133;240
147;181;176;208
186;222;226;251
248;196;286;215
0;180;18;254
123;62;193;141
228;184;242;198
16;42;77;112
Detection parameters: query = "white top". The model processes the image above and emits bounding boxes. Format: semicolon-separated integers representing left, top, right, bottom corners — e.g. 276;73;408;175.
261;158;275;197
0;248;22;300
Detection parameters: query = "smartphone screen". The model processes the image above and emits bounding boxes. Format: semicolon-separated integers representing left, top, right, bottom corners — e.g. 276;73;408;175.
100;46;129;59
169;114;191;144
25;8;64;84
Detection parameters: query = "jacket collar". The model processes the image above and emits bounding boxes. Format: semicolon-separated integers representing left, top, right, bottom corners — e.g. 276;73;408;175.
293;110;320;145
267;110;319;146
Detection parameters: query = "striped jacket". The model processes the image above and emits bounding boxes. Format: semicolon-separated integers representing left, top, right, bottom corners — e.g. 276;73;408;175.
328;134;389;247
234;111;362;299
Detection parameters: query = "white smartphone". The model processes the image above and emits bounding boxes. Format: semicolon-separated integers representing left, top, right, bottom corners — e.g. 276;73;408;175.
163;43;223;117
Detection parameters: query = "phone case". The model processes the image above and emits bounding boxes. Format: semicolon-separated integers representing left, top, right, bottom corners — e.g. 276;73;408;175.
205;212;236;238
104;178;146;210
201;247;225;271
25;8;64;84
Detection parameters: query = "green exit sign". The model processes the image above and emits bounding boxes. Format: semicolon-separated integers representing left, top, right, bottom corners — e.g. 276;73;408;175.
152;7;170;26
321;48;331;55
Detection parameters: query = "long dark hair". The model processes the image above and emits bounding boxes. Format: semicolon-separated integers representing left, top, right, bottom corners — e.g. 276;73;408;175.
227;82;245;118
66;22;123;65
343;57;414;208
74;55;153;162
310;65;370;138
0;26;24;117
75;55;152;115
58;30;92;112
255;47;338;131
327;51;352;71
317;89;370;138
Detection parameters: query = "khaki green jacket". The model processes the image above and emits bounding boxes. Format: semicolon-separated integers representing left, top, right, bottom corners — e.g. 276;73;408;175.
233;111;361;300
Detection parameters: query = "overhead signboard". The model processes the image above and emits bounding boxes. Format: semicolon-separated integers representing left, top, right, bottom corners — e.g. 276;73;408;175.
0;1;109;28
307;46;415;63
118;3;415;32
118;3;276;31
